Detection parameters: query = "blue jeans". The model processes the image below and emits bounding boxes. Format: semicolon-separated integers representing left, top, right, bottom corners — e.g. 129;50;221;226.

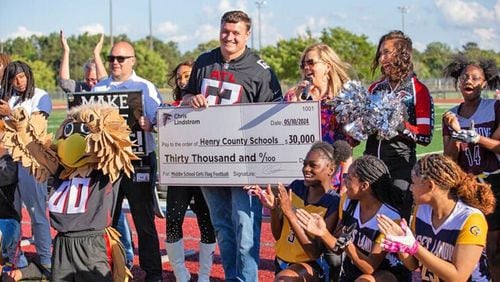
116;211;134;265
14;164;52;266
201;187;262;282
0;219;20;263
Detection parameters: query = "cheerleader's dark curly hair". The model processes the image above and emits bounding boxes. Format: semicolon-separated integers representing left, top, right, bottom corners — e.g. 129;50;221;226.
443;55;500;90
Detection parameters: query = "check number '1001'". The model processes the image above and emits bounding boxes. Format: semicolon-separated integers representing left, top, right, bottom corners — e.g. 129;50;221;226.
287;134;316;145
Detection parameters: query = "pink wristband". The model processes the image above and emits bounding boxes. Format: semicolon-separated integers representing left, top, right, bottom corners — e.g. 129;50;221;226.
406;241;419;255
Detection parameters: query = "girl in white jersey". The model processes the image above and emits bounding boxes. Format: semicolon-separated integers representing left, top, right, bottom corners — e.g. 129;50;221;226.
377;154;496;281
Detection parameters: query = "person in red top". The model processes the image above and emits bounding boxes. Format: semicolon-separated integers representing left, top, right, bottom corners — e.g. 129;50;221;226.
365;30;434;221
167;60;193;107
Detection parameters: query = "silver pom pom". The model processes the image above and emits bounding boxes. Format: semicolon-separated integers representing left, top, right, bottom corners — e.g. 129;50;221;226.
329;81;405;141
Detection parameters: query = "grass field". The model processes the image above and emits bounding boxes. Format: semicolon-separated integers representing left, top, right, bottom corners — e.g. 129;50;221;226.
47;103;453;158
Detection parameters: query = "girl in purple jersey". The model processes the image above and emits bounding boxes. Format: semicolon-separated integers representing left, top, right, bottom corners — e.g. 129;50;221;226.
442;55;500;281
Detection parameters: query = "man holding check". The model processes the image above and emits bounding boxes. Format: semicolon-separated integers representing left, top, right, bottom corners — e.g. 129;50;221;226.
182;10;282;282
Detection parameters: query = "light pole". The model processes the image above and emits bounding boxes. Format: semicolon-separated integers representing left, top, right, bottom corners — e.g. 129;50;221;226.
255;1;266;50
397;6;409;33
109;0;114;46
149;0;153;50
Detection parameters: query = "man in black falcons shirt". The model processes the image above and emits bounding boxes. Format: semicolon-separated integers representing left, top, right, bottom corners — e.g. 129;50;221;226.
182;10;282;282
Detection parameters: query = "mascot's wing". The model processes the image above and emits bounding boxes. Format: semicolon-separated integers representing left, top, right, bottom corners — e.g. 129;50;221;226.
1;108;57;182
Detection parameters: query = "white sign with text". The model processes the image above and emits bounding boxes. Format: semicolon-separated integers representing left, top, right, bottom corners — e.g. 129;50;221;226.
157;101;321;186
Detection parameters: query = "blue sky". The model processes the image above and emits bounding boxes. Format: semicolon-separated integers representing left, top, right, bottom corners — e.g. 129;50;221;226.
1;0;499;53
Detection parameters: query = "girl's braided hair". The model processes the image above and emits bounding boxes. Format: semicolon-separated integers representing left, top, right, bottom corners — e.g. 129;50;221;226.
414;154;495;215
1;61;35;105
352;155;404;210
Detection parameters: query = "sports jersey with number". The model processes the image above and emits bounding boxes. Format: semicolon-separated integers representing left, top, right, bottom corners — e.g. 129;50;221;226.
338;194;407;281
442;99;500;175
412;201;490;281
183;47;282;104
274;180;339;263
48;170;121;233
365;73;434;168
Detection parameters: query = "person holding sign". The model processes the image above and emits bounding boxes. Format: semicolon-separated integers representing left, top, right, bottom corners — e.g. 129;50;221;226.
244;141;350;281
182;10;282;281
165;61;216;282
93;41;163;282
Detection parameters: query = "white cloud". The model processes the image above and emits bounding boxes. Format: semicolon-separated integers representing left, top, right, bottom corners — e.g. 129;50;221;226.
77;24;105;35
435;0;494;26
9;26;43;39
116;25;130;34
330;12;348;21
294;16;329;38
166;35;190;44
218;0;247;13
413;41;427;52
194;24;219;43
495;0;500;22
473;27;499;50
157;21;178;35
201;4;215;15
474;27;496;41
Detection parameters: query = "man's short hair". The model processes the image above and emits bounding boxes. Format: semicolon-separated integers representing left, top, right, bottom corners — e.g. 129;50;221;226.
221;10;252;31
83;59;97;73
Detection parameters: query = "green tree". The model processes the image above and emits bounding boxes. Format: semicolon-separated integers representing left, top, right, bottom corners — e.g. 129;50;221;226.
260;33;317;84
320;27;376;82
3;36;39;61
136;37;181;76
420;42;452;78
460;42;499;65
181;40;220;61
134;44;167;87
30;60;57;91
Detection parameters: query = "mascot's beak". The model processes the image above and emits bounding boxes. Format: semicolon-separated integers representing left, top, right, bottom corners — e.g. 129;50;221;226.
57;134;91;168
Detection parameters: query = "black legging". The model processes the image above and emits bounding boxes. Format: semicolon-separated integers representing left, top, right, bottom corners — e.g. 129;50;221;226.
166;186;216;244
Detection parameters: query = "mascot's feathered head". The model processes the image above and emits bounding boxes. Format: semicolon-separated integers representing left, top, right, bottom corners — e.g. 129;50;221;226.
2;103;138;182
55;103;139;181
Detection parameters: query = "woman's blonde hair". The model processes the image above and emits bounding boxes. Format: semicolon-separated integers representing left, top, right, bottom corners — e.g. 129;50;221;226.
300;43;351;97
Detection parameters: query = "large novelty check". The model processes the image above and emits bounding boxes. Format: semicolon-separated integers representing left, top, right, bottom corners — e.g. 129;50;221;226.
157;101;321;186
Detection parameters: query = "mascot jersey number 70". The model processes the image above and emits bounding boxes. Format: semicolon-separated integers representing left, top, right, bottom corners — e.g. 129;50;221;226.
1;103;137;282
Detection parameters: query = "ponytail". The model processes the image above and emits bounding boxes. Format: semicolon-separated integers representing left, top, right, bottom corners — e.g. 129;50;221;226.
415;154;496;215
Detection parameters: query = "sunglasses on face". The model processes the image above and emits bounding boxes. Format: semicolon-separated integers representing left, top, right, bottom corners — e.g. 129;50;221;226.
107;55;134;63
300;59;323;69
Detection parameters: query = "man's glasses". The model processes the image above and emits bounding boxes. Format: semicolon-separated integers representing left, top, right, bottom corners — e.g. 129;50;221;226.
107;55;134;63
300;59;323;69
